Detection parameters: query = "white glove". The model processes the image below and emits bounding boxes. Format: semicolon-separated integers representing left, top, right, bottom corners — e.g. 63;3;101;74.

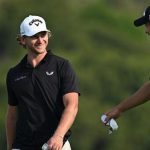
101;114;118;134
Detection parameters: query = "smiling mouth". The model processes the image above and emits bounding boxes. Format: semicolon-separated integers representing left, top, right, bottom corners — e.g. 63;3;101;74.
35;44;44;47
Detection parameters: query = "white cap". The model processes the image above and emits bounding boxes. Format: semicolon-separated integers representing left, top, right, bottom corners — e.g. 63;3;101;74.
20;15;50;36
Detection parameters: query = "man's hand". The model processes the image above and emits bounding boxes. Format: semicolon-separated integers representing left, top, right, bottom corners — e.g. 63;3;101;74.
47;135;63;150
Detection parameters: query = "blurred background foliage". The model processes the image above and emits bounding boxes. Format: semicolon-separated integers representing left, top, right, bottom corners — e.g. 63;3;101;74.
1;0;150;149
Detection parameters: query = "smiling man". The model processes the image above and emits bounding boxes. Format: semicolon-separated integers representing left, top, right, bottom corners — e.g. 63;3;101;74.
6;15;80;150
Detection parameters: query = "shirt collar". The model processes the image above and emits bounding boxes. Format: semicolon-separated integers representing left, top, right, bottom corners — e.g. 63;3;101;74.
19;50;53;68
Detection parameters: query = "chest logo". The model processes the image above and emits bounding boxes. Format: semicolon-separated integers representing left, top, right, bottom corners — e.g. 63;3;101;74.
15;75;27;81
46;71;54;76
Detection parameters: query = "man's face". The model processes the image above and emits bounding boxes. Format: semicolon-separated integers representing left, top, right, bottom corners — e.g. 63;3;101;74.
145;22;150;35
21;31;49;54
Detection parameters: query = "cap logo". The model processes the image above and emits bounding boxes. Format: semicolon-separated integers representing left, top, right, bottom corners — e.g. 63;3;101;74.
29;19;43;26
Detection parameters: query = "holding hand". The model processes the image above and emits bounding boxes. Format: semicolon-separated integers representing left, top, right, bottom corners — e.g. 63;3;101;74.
47;135;64;150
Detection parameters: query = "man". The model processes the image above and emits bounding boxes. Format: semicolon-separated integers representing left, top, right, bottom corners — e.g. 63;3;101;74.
6;15;80;150
103;6;150;122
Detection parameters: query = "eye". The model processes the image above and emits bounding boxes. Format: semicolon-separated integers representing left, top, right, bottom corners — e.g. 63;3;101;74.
29;31;47;39
40;31;47;37
34;35;38;39
30;34;38;39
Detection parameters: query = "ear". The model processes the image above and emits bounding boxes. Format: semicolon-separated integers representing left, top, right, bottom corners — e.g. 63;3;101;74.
20;36;26;45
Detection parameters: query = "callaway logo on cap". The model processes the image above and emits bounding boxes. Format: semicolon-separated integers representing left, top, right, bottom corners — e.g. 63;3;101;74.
134;6;150;27
20;15;50;36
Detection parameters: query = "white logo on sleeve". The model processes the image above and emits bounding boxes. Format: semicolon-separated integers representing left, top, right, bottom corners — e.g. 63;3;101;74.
46;71;54;76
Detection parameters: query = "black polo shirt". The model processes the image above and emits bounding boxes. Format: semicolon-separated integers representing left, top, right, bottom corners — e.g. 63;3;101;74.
6;51;80;149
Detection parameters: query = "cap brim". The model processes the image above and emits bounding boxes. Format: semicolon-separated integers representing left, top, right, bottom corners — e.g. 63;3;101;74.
134;16;147;27
22;29;50;37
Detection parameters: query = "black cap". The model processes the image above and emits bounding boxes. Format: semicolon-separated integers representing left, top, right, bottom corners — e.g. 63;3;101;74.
134;6;150;27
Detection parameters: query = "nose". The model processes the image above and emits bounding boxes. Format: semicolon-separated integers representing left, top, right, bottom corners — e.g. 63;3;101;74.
37;36;43;43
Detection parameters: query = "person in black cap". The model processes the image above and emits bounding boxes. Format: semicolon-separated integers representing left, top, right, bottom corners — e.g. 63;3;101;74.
134;6;150;27
6;15;80;150
102;6;150;123
134;6;150;35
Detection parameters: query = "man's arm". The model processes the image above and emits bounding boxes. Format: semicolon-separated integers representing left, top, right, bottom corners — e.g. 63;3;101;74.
6;105;18;150
47;92;78;150
105;82;150;120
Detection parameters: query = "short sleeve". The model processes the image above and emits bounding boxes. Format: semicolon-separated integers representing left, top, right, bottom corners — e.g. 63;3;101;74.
6;69;18;106
60;60;80;95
